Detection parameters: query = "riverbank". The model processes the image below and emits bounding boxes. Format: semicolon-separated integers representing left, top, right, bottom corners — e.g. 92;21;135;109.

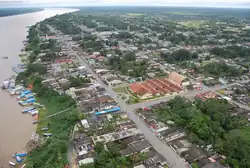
0;8;78;167
0;8;44;17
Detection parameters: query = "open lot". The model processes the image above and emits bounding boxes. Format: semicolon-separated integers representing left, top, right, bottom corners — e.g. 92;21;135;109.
179;20;207;28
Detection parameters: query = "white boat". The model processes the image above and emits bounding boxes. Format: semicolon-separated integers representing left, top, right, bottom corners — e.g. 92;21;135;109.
9;161;15;166
30;110;38;116
22;106;35;113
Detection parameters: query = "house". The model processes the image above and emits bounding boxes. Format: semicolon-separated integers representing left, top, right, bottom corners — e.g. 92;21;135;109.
81;119;90;129
129;83;153;99
120;139;151;156
129;78;183;99
78;158;94;166
168;71;185;86
105;76;123;86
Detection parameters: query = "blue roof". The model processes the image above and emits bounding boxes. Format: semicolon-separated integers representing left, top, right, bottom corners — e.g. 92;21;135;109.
95;107;121;116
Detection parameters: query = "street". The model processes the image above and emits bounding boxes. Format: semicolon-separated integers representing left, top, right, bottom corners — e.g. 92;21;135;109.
75;53;250;168
76;54;189;168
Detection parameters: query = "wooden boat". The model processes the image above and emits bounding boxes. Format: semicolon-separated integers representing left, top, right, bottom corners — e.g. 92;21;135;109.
41;127;49;131
30;110;38;116
9;161;15;166
22;106;35;113
16;155;24;163
12;152;27;157
43;133;52;137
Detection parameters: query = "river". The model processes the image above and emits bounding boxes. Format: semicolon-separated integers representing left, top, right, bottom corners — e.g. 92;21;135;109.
0;8;78;167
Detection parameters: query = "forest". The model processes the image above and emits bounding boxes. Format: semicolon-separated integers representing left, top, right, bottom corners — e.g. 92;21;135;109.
0;8;43;17
153;97;250;168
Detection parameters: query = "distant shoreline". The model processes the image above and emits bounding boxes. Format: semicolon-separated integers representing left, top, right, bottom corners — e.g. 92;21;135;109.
0;8;44;18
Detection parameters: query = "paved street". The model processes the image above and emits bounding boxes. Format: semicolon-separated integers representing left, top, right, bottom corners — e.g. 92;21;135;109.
129;80;250;110
76;54;189;168
75;53;250;168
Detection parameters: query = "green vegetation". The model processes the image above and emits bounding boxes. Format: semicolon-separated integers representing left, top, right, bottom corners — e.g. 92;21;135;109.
198;62;243;77
113;86;140;104
17;22;79;168
24;76;79;168
0;8;43;17
80;142;147;168
161;49;198;63
211;46;250;59
108;52;148;78
179;20;206;28
69;76;91;87
152;97;250;167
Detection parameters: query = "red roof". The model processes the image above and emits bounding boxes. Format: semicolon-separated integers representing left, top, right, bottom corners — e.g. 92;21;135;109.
168;72;184;85
129;78;183;97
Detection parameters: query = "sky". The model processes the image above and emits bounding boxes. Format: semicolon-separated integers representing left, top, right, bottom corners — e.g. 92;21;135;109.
0;0;250;8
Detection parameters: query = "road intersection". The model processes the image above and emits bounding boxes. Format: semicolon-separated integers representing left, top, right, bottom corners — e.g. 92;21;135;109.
76;54;250;168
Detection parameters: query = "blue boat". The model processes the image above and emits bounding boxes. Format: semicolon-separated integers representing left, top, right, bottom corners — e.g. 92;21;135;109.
21;90;32;95
95;107;121;116
12;152;27;157
16;155;23;163
24;94;34;100
22;106;35;113
19;98;36;106
17;93;26;100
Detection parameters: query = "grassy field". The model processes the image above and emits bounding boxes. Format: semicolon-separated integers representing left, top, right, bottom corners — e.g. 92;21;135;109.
127;13;144;16
167;12;199;15
113;86;163;104
113;86;141;104
179;20;207;28
201;60;214;66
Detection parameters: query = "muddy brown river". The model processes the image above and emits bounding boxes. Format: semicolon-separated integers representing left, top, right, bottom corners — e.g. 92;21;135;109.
0;8;78;167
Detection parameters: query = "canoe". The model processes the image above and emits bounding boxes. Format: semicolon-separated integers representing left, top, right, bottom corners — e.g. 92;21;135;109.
43;133;52;137
12;152;27;157
22;106;35;113
9;161;15;166
41;127;49;131
30;110;38;116
16;155;23;163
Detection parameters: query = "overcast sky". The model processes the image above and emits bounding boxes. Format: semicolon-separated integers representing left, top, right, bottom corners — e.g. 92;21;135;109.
0;0;250;8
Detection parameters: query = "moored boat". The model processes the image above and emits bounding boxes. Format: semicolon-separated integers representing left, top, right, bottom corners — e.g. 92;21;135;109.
9;161;15;166
19;98;36;106
41;127;49;131
30;110;39;116
43;133;52;137
22;106;35;113
12;152;28;158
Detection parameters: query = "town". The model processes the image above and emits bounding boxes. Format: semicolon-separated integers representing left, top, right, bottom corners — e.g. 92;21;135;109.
7;7;250;168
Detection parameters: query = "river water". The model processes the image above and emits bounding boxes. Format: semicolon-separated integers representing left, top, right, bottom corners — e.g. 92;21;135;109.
0;8;78;167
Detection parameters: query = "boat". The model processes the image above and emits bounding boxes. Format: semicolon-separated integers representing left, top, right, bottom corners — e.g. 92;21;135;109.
9;161;15;166
30;110;39;116
20;90;31;95
12;152;27;157
18;94;34;100
10;86;24;95
22;106;35;113
43;133;52;137
19;98;36;106
16;155;23;163
41;127;49;131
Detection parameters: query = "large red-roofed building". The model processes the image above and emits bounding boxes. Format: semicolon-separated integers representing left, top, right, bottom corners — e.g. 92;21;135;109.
129;77;183;99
